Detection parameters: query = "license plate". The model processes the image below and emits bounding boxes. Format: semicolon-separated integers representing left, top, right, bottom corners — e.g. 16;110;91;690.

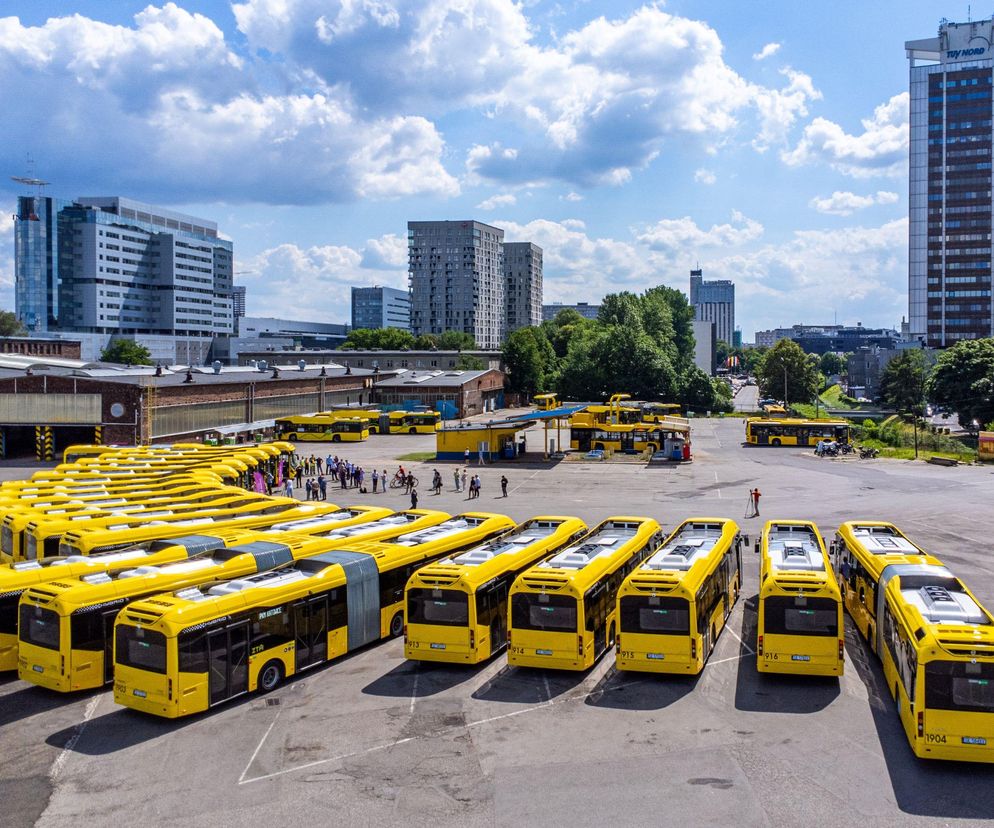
32;664;43;673
536;649;553;656
132;689;147;699
647;653;665;660
430;643;446;650
962;736;987;746
791;655;811;662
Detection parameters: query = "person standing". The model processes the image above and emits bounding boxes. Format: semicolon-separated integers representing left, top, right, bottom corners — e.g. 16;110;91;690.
382;470;388;492
283;477;294;499
372;469;379;494
316;457;323;474
453;468;461;492
317;474;327;501
464;448;470;465
501;475;508;497
410;487;419;509
295;464;303;486
749;487;762;517
304;479;313;501
461;467;468;495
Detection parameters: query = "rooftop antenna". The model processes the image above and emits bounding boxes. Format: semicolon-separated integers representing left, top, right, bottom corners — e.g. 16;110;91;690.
11;154;49;196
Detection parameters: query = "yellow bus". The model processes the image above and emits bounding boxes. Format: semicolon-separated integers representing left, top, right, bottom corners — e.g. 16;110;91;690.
756;520;843;677
275;415;369;443
112;512;515;717
762;403;788;416
569;422;682;454
0;534;235;672
18;533;340;692
508;517;662;671
745;418;850;447
638;403;683;422
387;411;441;434
22;491;289;562
321;407;384;434
832;521;994;762
265;508;448;543
404;516;588;664
54;501;342;560
615;518;742;674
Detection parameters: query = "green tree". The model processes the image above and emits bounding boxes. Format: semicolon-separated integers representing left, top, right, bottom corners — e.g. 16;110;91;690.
341;327;415;350
413;333;439;349
437;330;476;350
100;339;152;365
541;309;594;360
454;354;485;370
756;339;819;405
879;349;929;412
927;338;994;430
0;310;26;337
503;328;546;396
597;292;644;329
715;339;732;368
737;346;767;374
819;351;847;377
645;286;695;368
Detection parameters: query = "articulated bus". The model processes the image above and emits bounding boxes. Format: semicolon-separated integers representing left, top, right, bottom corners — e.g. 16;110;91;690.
832;522;994;762
0;534;238;672
615;518;742;674
756;521;843;676
508;517;662;671
264;508;449;544
404;516;588;664
387;411;441;434
113;512;515;717
18;533;342;692
21;492;291;562
53;501;341;560
569;423;683;454
745;418;850;447
275;415;369;443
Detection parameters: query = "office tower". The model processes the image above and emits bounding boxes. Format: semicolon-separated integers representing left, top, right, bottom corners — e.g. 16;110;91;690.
503;242;543;332
907;19;994;345
408;220;505;349
689;268;735;345
14;195;233;362
232;285;246;321
351;285;411;331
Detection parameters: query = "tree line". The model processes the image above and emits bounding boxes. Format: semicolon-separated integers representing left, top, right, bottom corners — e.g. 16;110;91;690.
502;287;732;412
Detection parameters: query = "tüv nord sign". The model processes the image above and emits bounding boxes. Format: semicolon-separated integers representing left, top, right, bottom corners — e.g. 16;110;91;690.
947;47;988;59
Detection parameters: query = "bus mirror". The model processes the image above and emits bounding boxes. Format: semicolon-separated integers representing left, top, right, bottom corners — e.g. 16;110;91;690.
754;541;760;555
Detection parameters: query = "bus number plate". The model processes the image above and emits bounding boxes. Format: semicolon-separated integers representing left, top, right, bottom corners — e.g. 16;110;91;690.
791;655;811;662
430;643;446;650
536;649;553;656
133;689;147;699
32;665;43;673
647;653;665;660
963;736;987;746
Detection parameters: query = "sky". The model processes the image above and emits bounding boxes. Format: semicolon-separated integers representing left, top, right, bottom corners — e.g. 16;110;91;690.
0;1;973;339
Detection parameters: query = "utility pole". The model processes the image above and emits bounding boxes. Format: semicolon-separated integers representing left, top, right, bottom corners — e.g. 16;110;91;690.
783;364;788;407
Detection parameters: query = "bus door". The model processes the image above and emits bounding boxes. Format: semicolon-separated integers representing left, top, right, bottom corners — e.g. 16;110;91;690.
796;428;809;447
575;429;592;451
208;622;249;705
754;425;769;445
293;596;328;670
619;431;635;452
102;610;118;684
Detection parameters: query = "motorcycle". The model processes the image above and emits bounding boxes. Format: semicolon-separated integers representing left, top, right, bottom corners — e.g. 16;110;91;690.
859;446;879;459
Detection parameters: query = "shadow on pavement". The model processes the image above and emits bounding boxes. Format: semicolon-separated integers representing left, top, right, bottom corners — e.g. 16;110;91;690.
584;666;701;712
362;659;484;699
471;665;585;704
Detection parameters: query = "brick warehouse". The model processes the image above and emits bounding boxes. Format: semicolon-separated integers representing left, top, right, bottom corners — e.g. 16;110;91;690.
0;362;373;459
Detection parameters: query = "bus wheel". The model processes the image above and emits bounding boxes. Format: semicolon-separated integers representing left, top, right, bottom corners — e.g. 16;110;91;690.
389;611;404;638
594;443;604;451
332;434;341;442
259;660;284;693
409;427;416;434
771;438;782;446
289;434;298;441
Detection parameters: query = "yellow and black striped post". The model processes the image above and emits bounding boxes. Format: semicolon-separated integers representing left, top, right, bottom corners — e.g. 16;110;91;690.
94;426;103;445
35;426;54;461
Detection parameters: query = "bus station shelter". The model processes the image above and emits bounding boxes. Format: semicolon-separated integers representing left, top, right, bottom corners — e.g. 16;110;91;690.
504;405;587;458
436;419;537;462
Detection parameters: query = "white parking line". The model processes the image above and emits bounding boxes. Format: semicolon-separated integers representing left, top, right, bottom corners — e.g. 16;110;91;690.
723;625;756;655
409;671;419;715
238;709;282;785
714;470;721;498
51;693;101;780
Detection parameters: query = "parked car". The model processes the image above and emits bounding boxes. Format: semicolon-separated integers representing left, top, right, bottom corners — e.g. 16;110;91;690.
585;449;605;461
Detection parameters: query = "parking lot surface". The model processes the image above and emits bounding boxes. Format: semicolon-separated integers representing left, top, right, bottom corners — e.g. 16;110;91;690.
3;416;994;827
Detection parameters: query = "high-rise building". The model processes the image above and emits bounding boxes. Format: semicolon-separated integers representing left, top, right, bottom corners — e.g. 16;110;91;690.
351;285;410;331
503;242;543;332
907;20;994;345
14;195;233;363
408;220;505;349
232;285;247;322
689;268;735;345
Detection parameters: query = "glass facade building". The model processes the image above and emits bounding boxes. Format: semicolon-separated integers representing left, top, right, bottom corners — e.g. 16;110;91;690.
351;285;410;331
690;268;735;346
908;20;994;345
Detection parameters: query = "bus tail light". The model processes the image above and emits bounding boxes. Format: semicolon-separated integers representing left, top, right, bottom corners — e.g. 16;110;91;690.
469;629;475;650
60;655;65;676
917;712;924;738
838;639;844;661
691;638;697;661
578;635;583;657
616;635;621;652
507;630;512;644
168;678;173;701
402;624;407;639
757;635;763;656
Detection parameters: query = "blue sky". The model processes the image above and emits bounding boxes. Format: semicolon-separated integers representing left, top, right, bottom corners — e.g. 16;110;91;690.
0;1;971;338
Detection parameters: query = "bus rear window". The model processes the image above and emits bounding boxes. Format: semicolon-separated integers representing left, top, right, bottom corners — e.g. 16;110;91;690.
19;605;60;650
926;661;994;714
115;626;167;674
619;596;690;635
511;593;577;632
762;596;838;637
407;588;469;627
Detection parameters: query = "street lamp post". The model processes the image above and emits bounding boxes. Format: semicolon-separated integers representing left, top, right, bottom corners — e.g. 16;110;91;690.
783;365;788;407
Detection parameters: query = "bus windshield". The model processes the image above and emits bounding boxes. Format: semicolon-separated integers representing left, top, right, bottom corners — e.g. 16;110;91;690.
619;595;690;634
510;593;577;632
115;626;168;674
762;596;838;636
407;588;469;626
19;605;60;650
925;661;994;714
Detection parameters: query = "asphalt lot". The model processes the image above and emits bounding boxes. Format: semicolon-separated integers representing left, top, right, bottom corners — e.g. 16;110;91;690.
3;415;994;827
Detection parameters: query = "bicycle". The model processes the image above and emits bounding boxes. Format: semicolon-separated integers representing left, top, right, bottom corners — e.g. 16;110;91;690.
390;475;418;489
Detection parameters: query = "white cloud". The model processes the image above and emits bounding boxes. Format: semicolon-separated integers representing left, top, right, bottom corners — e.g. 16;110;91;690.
694;168;717;185
476;193;517;210
636;211;764;251
753;42;781;61
782;92;909;178
809;190;900;216
562;191;584;202
751;68;821;151
360;233;408;269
